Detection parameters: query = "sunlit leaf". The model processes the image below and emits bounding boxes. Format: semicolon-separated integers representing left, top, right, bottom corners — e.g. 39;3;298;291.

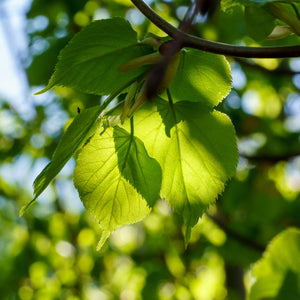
114;0;135;7
126;97;238;244
74;125;162;249
38;18;153;95
248;228;300;300
168;49;232;108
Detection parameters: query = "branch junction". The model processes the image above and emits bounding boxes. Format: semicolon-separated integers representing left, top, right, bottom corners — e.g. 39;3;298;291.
132;0;300;58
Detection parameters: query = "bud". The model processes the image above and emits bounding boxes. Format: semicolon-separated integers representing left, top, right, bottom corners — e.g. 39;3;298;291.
118;52;162;74
268;3;300;37
120;81;139;123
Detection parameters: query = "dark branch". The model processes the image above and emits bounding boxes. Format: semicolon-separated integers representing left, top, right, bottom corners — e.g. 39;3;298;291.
208;214;265;252
145;0;198;98
132;0;300;58
240;152;300;163
235;58;298;75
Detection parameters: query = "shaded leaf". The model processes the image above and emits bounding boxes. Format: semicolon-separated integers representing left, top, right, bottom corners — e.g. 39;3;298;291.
268;3;300;37
38;18;153;95
245;5;275;41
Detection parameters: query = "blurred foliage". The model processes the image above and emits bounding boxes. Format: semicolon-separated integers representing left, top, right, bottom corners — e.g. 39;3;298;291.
0;0;300;299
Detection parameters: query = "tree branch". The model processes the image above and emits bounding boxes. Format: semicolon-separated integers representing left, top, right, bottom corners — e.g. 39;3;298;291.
235;57;298;75
208;214;265;252
240;152;300;163
132;0;300;58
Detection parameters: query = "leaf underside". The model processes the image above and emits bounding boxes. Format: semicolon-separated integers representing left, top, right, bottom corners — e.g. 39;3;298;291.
123;97;239;244
73;126;162;248
168;49;232;108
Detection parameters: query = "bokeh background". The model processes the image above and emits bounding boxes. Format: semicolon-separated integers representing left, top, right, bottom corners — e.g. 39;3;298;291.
1;0;300;299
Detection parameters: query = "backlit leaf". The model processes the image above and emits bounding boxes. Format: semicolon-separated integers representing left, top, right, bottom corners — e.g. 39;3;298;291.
126;97;238;244
248;228;300;300
73;125;162;249
168;49;232;108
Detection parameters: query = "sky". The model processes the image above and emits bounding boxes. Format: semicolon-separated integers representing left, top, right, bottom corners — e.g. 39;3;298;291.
0;0;34;119
0;0;85;213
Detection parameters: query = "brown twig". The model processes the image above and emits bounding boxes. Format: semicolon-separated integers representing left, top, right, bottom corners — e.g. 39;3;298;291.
132;0;300;58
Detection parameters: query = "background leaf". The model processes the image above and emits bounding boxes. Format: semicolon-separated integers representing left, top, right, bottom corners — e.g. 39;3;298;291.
74;125;162;248
244;5;275;41
40;18;153;95
222;0;300;10
248;228;300;300
168;49;232;108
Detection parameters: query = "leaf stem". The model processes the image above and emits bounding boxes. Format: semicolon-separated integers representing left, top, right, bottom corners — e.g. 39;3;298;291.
121;118;135;171
130;116;134;137
166;88;174;106
131;0;300;58
102;75;144;110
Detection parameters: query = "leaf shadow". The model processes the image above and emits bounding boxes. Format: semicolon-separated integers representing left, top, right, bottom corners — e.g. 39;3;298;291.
156;98;237;182
113;126;162;207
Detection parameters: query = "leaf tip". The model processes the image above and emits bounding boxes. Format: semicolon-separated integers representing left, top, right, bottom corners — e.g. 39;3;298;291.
96;230;111;251
184;226;192;249
34;86;51;95
19;198;36;217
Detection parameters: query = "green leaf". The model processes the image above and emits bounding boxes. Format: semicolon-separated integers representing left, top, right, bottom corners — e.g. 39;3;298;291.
245;5;275;41
222;0;300;10
168;49;232;108
73;125;162;249
114;125;162;207
268;3;300;37
20;106;102;216
248;228;300;300
125;97;238;243
38;18;153;95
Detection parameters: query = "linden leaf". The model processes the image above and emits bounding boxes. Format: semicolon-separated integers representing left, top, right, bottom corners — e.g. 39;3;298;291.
168;49;232;108
73;126;161;249
124;97;238;244
38;18;153;95
249;228;300;300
